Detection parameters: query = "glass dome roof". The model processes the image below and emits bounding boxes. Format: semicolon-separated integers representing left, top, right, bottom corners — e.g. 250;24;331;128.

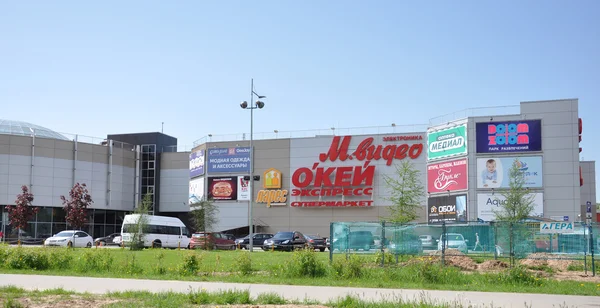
0;119;69;140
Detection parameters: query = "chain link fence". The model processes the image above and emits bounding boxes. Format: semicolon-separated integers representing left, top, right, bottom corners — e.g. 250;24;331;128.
329;221;597;276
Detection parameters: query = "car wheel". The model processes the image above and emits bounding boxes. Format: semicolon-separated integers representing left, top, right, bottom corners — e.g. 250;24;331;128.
152;240;162;249
86;242;92;248
319;248;325;252
230;244;235;250
364;244;371;251
67;241;73;248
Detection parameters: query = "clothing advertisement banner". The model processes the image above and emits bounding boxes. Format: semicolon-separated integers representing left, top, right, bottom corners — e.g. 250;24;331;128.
476;156;543;189
427;124;467;161
189;150;205;178
189;177;205;205
427;158;468;194
475;120;542;153
207;177;238;201
207;147;251;173
477;193;544;222
237;176;250;201
427;194;468;224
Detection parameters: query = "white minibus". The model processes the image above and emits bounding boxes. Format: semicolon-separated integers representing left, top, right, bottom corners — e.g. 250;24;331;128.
121;214;191;249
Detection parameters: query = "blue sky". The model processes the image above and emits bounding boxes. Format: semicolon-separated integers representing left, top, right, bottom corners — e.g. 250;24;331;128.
1;2;598;159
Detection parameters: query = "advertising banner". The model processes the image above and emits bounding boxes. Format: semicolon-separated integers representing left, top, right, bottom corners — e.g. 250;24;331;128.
207;147;251;173
477;193;544;222
540;222;575;234
207;177;238;201
476;156;543;189
427;125;467;161
189;177;205;205
427;194;468;224
427;158;468;194
189;150;205;178
237;176;250;201
475;120;542;153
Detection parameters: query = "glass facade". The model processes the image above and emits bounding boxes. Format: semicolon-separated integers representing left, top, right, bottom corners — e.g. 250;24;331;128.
0;205;129;240
0;119;69;140
141;144;156;214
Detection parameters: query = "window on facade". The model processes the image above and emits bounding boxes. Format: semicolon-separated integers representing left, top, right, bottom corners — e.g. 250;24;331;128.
53;208;66;222
148;161;155;169
37;207;52;223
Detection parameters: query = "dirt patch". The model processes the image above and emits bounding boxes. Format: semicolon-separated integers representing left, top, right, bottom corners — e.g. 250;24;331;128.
478;260;509;271
4;296;121;308
553;271;600;283
520;253;577;272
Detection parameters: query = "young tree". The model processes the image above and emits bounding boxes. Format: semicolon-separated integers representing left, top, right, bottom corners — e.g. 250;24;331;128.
5;185;39;245
383;160;426;223
61;183;93;231
128;193;152;250
492;160;536;222
189;199;219;250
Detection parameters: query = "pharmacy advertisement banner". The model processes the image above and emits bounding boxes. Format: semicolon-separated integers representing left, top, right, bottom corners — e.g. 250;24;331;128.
189;150;205;178
427;158;468;194
476;156;543;189
189;177;205;205
475;120;542;153
477;193;544;222
427;124;467;161
427;194;468;224
207;177;238;201
237;176;250;201
207;147;251;173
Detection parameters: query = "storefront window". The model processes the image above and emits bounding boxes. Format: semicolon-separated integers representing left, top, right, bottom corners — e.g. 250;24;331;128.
106;211;116;225
52;223;66;234
37;223;51;239
53;208;66;222
37;207;52;223
94;210;106;225
94;225;105;238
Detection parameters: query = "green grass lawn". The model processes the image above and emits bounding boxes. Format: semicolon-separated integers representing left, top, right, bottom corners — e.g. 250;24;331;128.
0;245;599;297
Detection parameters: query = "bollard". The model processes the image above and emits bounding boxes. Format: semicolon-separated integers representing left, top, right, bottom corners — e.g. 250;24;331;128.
271;245;274;252
178;242;181;250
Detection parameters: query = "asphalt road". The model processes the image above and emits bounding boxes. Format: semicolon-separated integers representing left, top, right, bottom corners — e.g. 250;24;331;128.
0;274;598;308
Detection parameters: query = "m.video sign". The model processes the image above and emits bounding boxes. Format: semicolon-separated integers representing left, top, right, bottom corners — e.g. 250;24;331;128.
476;120;542;153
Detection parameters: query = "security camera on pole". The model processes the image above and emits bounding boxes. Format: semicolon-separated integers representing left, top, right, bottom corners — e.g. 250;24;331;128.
240;78;266;252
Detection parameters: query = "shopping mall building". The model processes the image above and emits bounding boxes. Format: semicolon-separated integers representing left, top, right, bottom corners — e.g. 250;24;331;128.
0;98;596;239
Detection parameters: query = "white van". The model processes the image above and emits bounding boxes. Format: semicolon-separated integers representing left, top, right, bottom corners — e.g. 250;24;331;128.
121;214;191;249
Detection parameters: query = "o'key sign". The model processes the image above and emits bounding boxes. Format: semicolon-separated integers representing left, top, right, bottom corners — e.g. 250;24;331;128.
540;222;575;234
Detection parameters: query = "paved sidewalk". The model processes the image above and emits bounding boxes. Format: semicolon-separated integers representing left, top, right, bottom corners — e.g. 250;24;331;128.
1;274;599;308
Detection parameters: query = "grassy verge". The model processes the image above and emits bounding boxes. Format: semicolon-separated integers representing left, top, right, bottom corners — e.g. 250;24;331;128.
0;285;472;308
0;245;599;296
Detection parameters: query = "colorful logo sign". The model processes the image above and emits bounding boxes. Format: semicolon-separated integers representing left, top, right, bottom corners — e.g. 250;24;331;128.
207;147;251;173
427;125;467;161
189;177;205;205
475;120;542;153
476;193;544;222
427;194;467;224
207;177;238;201
189;150;205;178
237;176;250;201
256;168;288;207
476;156;543;189
427;158;468;194
540;222;575;234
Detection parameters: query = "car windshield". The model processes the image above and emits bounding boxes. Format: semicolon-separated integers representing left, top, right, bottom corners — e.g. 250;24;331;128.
306;235;320;239
273;232;293;239
55;231;75;237
443;234;464;241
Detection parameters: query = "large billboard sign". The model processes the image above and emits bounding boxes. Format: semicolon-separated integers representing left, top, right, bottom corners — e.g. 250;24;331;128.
475;120;542;153
256;168;288;207
207;147;251;173
427;158;468;194
427;194;467;224
477;193;544;222
189;150;205;178
189;177;204;205
427;125;467;161
476;156;543;189
289;134;425;208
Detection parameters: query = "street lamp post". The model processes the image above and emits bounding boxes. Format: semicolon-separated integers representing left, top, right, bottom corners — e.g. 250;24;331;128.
240;78;266;252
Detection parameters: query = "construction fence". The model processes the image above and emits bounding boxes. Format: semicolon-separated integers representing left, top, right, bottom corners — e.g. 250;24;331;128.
329;221;598;275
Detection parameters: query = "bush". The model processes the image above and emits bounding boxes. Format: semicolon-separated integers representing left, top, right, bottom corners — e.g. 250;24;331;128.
48;248;74;270
287;248;327;278
331;254;363;279
404;262;466;285
124;254;144;275
178;252;201;276
373;251;395;265
235;252;253;276
256;292;286;305
499;266;543;286
5;248;49;270
153;250;167;275
0;244;9;268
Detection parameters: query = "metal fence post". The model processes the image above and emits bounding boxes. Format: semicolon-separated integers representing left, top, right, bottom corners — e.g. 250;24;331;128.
584;223;588;275
493;222;498;260
329;222;333;264
441;221;446;266
589;224;595;277
509;222;514;268
380;220;386;267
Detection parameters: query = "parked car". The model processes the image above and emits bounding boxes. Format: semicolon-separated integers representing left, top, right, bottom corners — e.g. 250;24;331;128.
113;235;122;246
262;231;308;251
223;234;236;241
94;233;122;246
235;233;274;250
388;234;423;255
44;230;94;248
326;237;330;250
419;235;435;249
190;232;236;250
437;233;468;254
305;234;327;252
333;231;374;251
